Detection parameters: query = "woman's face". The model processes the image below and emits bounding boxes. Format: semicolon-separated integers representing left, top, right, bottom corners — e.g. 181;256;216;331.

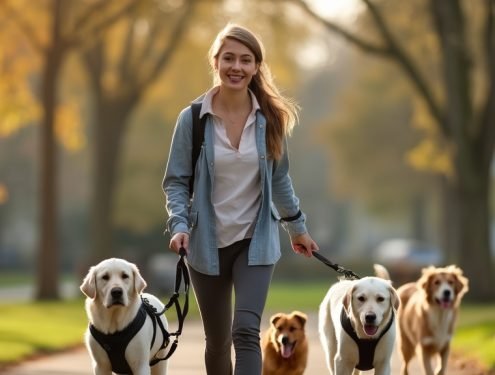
215;38;258;91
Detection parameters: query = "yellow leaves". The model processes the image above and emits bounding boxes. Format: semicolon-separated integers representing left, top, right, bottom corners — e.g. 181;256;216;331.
0;82;41;137
55;103;86;152
407;99;453;178
406;138;453;178
0;184;8;205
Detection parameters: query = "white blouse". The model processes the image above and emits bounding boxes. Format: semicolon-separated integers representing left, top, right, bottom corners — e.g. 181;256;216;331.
200;87;261;248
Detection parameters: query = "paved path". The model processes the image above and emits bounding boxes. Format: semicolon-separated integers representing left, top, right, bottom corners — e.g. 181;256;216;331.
0;315;484;375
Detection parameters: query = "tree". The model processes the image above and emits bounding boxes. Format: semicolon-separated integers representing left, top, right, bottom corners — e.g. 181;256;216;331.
1;0;137;299
80;0;196;264
292;0;495;300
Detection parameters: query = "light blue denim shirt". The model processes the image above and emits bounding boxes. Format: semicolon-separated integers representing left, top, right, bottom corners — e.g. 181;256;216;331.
162;100;308;275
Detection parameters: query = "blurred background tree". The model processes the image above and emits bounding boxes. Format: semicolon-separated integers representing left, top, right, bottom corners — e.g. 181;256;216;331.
293;0;495;301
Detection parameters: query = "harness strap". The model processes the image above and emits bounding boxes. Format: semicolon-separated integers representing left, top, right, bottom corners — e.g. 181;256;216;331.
340;307;394;371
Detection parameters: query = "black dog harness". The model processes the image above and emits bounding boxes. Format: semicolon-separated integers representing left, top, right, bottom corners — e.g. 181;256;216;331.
90;249;190;375
340;308;394;371
89;298;170;374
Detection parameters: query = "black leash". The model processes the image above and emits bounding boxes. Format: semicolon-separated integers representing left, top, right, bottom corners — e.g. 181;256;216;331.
311;251;361;280
143;247;190;362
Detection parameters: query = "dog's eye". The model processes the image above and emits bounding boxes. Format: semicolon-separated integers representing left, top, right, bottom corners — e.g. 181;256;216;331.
289;326;296;332
102;274;109;281
357;296;366;302
377;296;385;303
434;280;441;285
122;273;129;279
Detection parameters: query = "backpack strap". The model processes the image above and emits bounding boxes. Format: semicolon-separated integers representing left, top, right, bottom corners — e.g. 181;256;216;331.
189;102;206;197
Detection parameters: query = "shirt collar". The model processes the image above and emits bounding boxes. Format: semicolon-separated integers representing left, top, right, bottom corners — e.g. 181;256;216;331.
199;86;260;119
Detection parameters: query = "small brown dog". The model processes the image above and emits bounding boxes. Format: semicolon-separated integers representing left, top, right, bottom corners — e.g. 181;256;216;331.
261;311;308;375
397;265;469;375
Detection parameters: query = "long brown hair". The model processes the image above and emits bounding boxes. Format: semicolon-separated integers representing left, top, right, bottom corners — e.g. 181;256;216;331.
208;24;299;160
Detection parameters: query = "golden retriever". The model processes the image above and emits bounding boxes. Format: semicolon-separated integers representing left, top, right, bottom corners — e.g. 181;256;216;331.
261;311;308;375
80;258;169;375
397;265;469;375
319;265;400;374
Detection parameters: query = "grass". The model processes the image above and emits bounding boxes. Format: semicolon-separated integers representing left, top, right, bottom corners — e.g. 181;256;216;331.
452;303;495;371
0;299;87;364
0;280;494;371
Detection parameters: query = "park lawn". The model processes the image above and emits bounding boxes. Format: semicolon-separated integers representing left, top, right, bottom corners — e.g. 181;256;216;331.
451;303;495;371
0;299;87;364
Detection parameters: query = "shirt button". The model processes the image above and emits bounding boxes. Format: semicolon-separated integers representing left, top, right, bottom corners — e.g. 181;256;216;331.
210;162;214;166
260;155;265;159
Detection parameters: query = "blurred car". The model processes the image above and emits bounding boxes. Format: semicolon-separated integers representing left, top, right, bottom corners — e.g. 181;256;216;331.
373;239;443;284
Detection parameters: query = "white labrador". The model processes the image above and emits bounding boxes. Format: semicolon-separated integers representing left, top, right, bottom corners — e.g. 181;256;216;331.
80;258;169;375
319;265;400;375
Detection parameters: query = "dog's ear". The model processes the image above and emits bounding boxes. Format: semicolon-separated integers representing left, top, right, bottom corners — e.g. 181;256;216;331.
80;266;97;299
448;265;469;299
343;286;354;314
132;264;147;294
389;285;400;311
292;311;308;328
270;313;283;326
418;266;435;296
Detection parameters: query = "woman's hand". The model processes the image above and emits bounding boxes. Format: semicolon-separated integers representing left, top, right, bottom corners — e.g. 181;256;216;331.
169;232;189;255
291;233;319;258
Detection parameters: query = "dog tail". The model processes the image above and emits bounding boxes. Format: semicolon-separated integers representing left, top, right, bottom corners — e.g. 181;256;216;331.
373;264;391;280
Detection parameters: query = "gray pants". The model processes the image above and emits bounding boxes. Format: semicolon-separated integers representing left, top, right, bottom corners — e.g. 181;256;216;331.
188;239;274;375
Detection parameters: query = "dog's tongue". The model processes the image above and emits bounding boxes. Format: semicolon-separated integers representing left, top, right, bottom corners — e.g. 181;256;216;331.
281;343;294;359
440;300;452;309
364;324;378;336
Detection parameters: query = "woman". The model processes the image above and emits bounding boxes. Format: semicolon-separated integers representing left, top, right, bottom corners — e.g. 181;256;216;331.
162;23;319;375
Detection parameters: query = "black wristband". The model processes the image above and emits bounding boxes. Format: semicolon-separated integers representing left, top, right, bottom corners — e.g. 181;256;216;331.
281;210;302;222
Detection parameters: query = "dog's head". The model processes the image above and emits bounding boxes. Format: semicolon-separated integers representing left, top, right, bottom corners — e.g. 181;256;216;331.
418;265;469;309
343;277;400;339
80;258;147;308
269;311;307;359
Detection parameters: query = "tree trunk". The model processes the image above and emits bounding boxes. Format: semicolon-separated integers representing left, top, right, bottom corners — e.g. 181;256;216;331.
90;97;136;263
446;163;493;301
36;0;64;300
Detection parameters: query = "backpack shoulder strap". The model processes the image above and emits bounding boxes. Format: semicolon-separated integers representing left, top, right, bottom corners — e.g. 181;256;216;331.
190;102;206;197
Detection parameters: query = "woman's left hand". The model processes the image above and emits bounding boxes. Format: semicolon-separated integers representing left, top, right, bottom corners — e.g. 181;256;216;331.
291;233;319;258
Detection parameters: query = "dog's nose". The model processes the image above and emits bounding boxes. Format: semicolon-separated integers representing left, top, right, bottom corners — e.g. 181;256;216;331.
365;312;376;323
111;287;123;299
443;289;451;299
281;336;289;345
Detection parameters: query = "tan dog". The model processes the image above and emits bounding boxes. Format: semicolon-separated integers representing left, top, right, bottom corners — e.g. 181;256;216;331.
397;265;469;375
319;265;400;374
261;311;308;375
80;258;169;375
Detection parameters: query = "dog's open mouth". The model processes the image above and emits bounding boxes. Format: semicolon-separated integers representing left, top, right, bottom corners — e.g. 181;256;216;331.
364;324;378;336
281;341;296;358
435;298;453;309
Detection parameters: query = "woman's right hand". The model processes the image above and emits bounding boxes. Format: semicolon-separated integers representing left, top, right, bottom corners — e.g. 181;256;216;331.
169;232;189;255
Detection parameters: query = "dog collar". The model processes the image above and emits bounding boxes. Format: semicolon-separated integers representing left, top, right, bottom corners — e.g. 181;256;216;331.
340;307;394;371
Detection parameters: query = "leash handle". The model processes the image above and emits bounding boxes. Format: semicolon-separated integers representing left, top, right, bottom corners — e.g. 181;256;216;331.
312;250;361;280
